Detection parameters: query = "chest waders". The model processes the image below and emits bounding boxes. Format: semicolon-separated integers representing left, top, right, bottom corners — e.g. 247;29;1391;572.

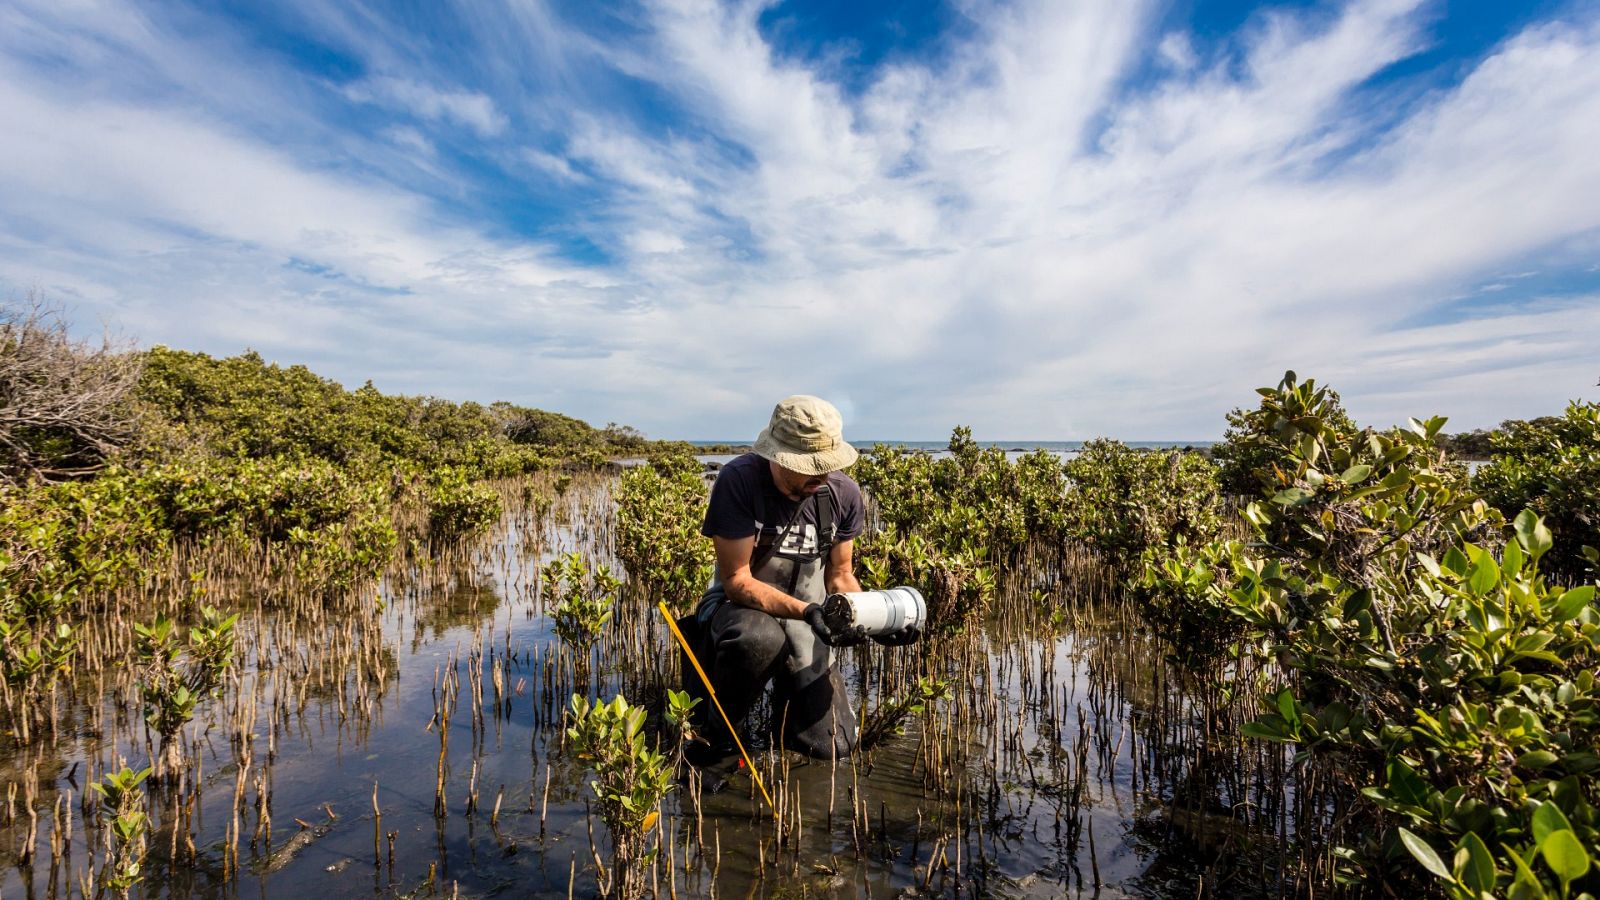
689;486;858;759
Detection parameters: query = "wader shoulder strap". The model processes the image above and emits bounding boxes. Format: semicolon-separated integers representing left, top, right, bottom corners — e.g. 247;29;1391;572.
750;485;834;575
784;486;834;596
815;485;835;550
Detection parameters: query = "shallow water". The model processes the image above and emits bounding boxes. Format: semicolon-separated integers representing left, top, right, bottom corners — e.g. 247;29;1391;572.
1;477;1295;898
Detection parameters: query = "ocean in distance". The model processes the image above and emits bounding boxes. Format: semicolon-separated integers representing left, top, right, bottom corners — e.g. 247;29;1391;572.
679;439;1214;467
687;439;1214;452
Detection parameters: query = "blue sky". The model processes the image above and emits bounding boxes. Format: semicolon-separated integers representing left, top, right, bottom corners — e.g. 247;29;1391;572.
2;0;1596;440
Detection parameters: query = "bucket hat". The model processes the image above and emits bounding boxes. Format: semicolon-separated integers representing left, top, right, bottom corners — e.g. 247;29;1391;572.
752;395;858;475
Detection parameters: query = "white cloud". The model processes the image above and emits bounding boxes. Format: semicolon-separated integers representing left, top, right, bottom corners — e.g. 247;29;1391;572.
382;125;436;157
0;44;615;402
546;0;1599;436
629;230;687;255
0;0;1597;440
342;75;508;137
523;148;584;182
1157;32;1198;72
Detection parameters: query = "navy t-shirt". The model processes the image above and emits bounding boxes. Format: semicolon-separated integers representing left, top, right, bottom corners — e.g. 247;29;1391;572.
701;453;864;562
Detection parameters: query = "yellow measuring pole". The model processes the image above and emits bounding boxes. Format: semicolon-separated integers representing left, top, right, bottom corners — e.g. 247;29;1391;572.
658;601;774;812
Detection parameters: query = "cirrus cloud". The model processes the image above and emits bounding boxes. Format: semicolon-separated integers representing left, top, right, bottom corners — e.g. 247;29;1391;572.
0;0;1594;440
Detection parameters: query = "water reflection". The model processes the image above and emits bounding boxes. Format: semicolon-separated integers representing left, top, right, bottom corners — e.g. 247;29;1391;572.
2;475;1298;898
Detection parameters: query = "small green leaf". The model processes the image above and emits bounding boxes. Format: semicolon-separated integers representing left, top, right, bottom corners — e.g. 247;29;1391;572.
1514;510;1553;562
1339;464;1373;484
1552;586;1595;622
1502;538;1524;578
1276;689;1299;726
1399;827;1452;881
1517;750;1560;770
1513;632;1554;654
1240;721;1292;743
1531;802;1573;845
1272;487;1313;507
1467;551;1501;594
1457;831;1496;896
1513;650;1563;665
1387;759;1432;809
1539;829;1590;885
1343;590;1373;618
1504;845;1548;900
1319;701;1353;734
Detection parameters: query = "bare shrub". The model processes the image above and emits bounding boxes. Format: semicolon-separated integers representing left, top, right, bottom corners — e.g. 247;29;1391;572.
0;294;142;483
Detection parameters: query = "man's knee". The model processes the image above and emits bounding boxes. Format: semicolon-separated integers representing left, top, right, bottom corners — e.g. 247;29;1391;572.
713;607;788;674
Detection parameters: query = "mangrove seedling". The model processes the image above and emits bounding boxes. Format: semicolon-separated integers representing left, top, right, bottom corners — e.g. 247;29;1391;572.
135;605;239;780
89;764;151;896
567;693;674;899
544;552;617;659
614;454;713;612
859;676;952;752
663;687;701;765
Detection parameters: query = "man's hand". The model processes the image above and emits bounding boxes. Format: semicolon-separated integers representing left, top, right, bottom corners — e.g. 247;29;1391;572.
803;604;867;647
872;625;921;647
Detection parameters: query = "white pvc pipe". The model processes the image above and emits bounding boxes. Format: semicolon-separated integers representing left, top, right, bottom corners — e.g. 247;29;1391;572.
821;586;926;636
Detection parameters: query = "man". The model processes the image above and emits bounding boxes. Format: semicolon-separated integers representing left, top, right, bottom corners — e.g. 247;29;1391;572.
688;395;918;766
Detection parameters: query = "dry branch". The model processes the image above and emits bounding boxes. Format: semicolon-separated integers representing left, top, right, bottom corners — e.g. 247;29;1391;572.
0;294;142;483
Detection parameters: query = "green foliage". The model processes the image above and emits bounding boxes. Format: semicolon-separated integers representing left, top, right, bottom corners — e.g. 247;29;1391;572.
135;605;238;777
0;308;672;763
118;346;670;583
0;618;76;739
422;467;502;543
1211;373;1359;497
138;346;623;478
143;348;480;467
0;343;646;700
598;422;652;455
1061;439;1224;573
1;473;161;735
857;428;1068;561
90;764;152;894
1;471;162;621
140;347;390;462
138;455;398;592
615;454;713;613
859;676;952;752
1245;524;1599;896
1236;385;1487;614
663;688;701;745
855;428;1067;632
1198;373;1598;895
566;693;674;899
857;526;998;635
1135;537;1252;664
544;552;617;657
138;455;389;541
1434;428;1497;461
492;400;601;448
1476;401;1600;586
11;339;656;568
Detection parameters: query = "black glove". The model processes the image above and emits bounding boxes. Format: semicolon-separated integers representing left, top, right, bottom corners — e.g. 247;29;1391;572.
803;604;867;647
872;625;921;647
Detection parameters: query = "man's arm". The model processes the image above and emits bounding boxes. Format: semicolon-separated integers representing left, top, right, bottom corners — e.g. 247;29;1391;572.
825;539;862;595
713;535;811;618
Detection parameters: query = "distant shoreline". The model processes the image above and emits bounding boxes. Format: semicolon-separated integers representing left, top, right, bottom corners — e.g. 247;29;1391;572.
683;439;1218;450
